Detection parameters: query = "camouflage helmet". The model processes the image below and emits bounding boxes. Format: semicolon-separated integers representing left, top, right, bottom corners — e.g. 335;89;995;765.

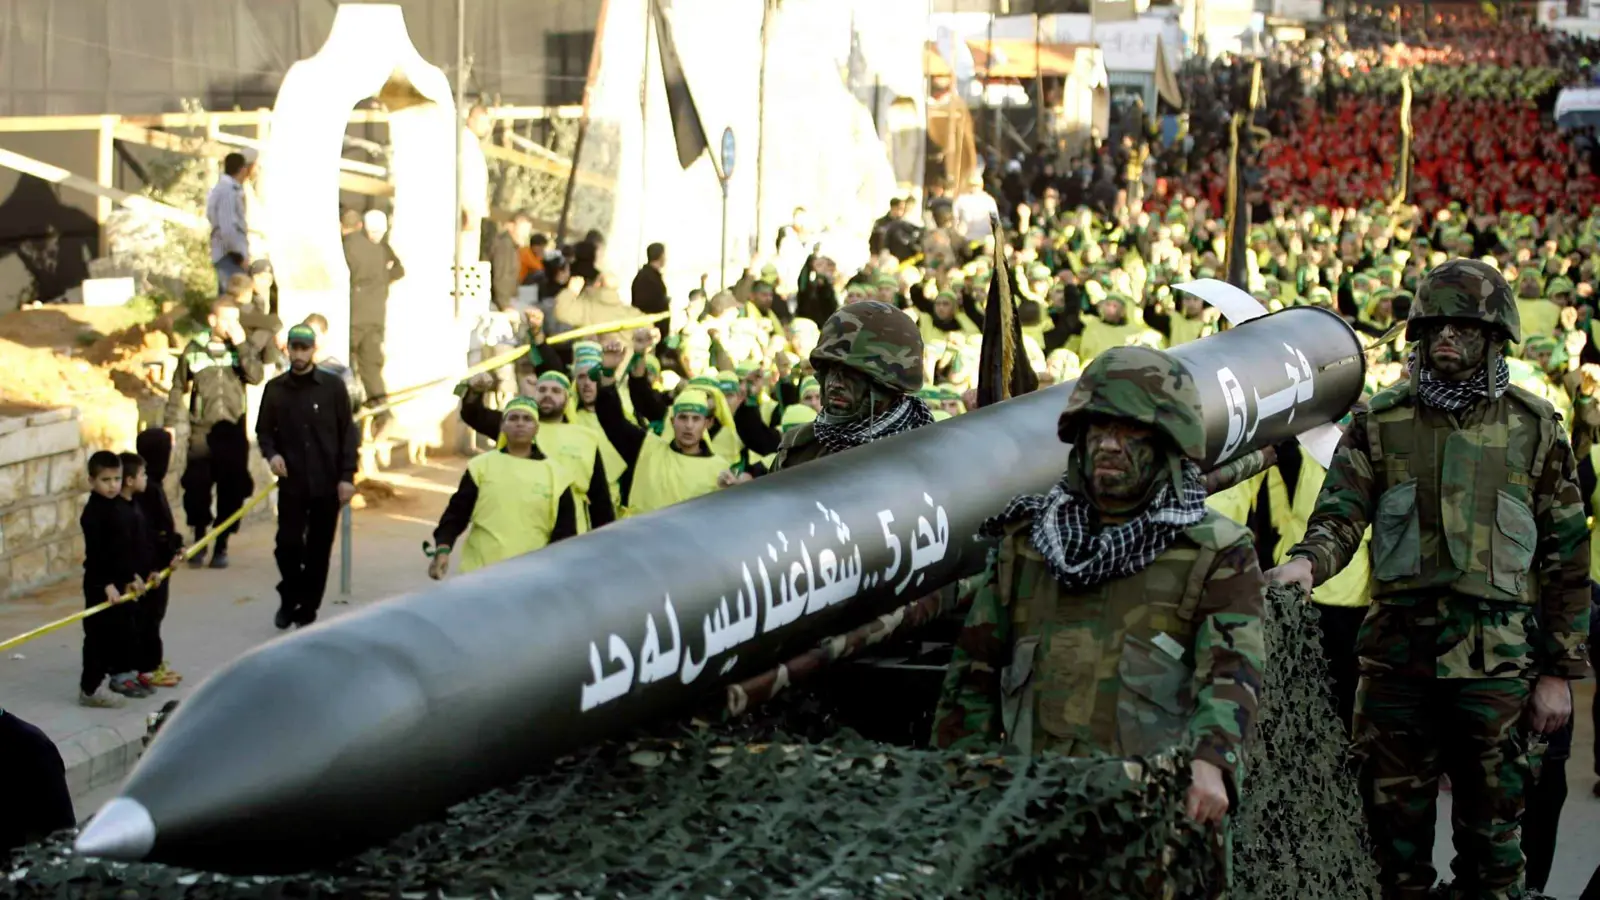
1057;346;1206;461
1406;258;1520;344
810;300;925;394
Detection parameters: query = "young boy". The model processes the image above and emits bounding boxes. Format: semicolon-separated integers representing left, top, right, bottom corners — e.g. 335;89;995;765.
79;451;150;707
124;441;185;687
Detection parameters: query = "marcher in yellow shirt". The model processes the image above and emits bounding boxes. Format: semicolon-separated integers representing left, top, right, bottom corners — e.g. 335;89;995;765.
428;397;578;578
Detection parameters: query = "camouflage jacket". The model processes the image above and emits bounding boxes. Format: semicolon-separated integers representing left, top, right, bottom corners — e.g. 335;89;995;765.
1290;382;1591;680
770;422;825;473
933;510;1265;793
164;335;265;432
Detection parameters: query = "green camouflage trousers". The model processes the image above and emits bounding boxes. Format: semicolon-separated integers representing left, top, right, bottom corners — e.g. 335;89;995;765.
1353;676;1532;900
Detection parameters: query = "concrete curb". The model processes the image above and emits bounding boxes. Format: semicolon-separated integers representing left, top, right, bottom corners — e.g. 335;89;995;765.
58;714;148;802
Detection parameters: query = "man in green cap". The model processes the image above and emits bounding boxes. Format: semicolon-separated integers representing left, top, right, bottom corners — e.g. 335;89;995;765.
1270;259;1590;899
256;323;359;630
934;345;1265;892
742;300;932;472
428;395;579;579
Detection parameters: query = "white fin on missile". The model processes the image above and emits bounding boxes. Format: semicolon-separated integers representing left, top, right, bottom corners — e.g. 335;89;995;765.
1172;278;1344;467
1172;278;1268;325
74;796;156;861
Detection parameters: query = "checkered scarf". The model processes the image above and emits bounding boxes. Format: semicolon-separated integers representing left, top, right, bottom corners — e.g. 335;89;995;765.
1410;352;1510;411
813;395;936;455
980;459;1208;591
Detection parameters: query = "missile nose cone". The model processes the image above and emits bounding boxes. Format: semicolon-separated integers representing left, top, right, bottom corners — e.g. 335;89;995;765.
75;797;156;861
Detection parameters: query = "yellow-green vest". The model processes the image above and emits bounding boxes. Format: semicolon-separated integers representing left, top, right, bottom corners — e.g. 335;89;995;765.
536;422;601;533
571;406;629;508
1589;444;1600;583
1265;448;1371;608
993;510;1250;757
625;437;731;516
1515;298;1561;344
1167;313;1212;348
459;451;568;574
1363;382;1556;605
1077;318;1164;364
1205;472;1262;525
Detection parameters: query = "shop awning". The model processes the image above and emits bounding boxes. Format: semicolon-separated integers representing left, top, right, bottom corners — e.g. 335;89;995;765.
965;38;1087;79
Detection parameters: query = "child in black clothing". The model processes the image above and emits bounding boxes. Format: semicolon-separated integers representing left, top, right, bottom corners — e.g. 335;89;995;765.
79;451;149;707
127;434;185;686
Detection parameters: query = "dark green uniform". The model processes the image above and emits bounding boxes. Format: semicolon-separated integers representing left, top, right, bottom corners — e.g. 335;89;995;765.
165;335;264;545
772;300;927;472
935;345;1267;898
1289;260;1592;900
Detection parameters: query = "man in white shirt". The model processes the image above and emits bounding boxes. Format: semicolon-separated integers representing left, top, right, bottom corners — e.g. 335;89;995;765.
206;151;255;294
951;171;997;244
458;104;492;265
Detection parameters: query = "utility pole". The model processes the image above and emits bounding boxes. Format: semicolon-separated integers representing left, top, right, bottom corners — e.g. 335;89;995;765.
452;0;465;319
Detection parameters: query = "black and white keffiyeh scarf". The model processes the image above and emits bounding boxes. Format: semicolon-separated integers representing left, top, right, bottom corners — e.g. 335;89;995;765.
813;395;936;455
1409;352;1510;412
980;459;1209;591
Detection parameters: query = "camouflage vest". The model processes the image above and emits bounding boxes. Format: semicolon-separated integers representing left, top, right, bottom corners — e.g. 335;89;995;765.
771;422;825;473
1363;381;1557;605
994;510;1250;758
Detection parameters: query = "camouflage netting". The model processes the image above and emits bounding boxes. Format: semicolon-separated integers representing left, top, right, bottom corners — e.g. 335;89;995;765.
3;586;1376;899
1232;584;1380;900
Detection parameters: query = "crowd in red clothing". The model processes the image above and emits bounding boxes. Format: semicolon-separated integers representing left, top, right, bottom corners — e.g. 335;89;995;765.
1180;9;1600;220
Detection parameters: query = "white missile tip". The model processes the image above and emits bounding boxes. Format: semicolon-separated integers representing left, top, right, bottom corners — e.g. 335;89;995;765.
74;797;156;861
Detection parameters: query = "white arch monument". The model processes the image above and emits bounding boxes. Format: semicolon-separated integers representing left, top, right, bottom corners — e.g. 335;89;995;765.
262;3;461;447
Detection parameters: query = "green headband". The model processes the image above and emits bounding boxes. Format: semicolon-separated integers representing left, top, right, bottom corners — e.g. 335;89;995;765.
673;389;713;417
503;396;539;417
538;371;572;390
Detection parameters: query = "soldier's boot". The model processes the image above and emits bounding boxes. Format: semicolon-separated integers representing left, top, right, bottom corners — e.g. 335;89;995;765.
209;536;230;569
188;529;210;568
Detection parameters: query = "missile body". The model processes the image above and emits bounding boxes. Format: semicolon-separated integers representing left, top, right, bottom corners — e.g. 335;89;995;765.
76;307;1363;873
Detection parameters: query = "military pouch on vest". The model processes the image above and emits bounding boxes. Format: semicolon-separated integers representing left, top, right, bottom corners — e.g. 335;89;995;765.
1115;633;1192;756
1490;489;1537;596
1000;636;1040;757
1371;479;1421;582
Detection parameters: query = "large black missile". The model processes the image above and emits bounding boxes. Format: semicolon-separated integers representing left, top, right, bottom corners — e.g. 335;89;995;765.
74;306;1363;874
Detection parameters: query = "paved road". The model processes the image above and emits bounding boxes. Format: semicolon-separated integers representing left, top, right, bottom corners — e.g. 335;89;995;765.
2;459;1595;892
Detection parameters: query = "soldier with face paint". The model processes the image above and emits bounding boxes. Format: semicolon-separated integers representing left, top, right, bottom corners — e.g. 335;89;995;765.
1270;259;1591;900
754;300;934;472
933;345;1266;891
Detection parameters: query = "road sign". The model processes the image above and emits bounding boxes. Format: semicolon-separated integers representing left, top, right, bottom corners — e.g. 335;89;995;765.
720;127;736;181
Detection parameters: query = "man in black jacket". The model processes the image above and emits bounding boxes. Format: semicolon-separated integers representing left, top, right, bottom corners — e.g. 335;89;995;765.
257;324;359;630
631;242;669;314
342;208;404;412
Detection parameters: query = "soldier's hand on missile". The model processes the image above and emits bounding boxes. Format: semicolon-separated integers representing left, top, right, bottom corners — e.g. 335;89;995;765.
716;470;738;489
269;455;289;478
1186;759;1229;825
1266;556;1314;594
1527;675;1572;734
428;550;450;581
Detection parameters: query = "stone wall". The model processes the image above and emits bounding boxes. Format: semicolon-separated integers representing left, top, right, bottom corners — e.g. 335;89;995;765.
0;408;89;598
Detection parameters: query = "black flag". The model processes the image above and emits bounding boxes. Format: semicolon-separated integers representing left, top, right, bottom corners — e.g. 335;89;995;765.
652;0;710;169
976;215;1038;408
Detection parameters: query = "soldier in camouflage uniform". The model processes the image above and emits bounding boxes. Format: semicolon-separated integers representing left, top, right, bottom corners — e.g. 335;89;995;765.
163;296;265;569
1270;259;1590;900
769;300;933;471
934;346;1266;883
